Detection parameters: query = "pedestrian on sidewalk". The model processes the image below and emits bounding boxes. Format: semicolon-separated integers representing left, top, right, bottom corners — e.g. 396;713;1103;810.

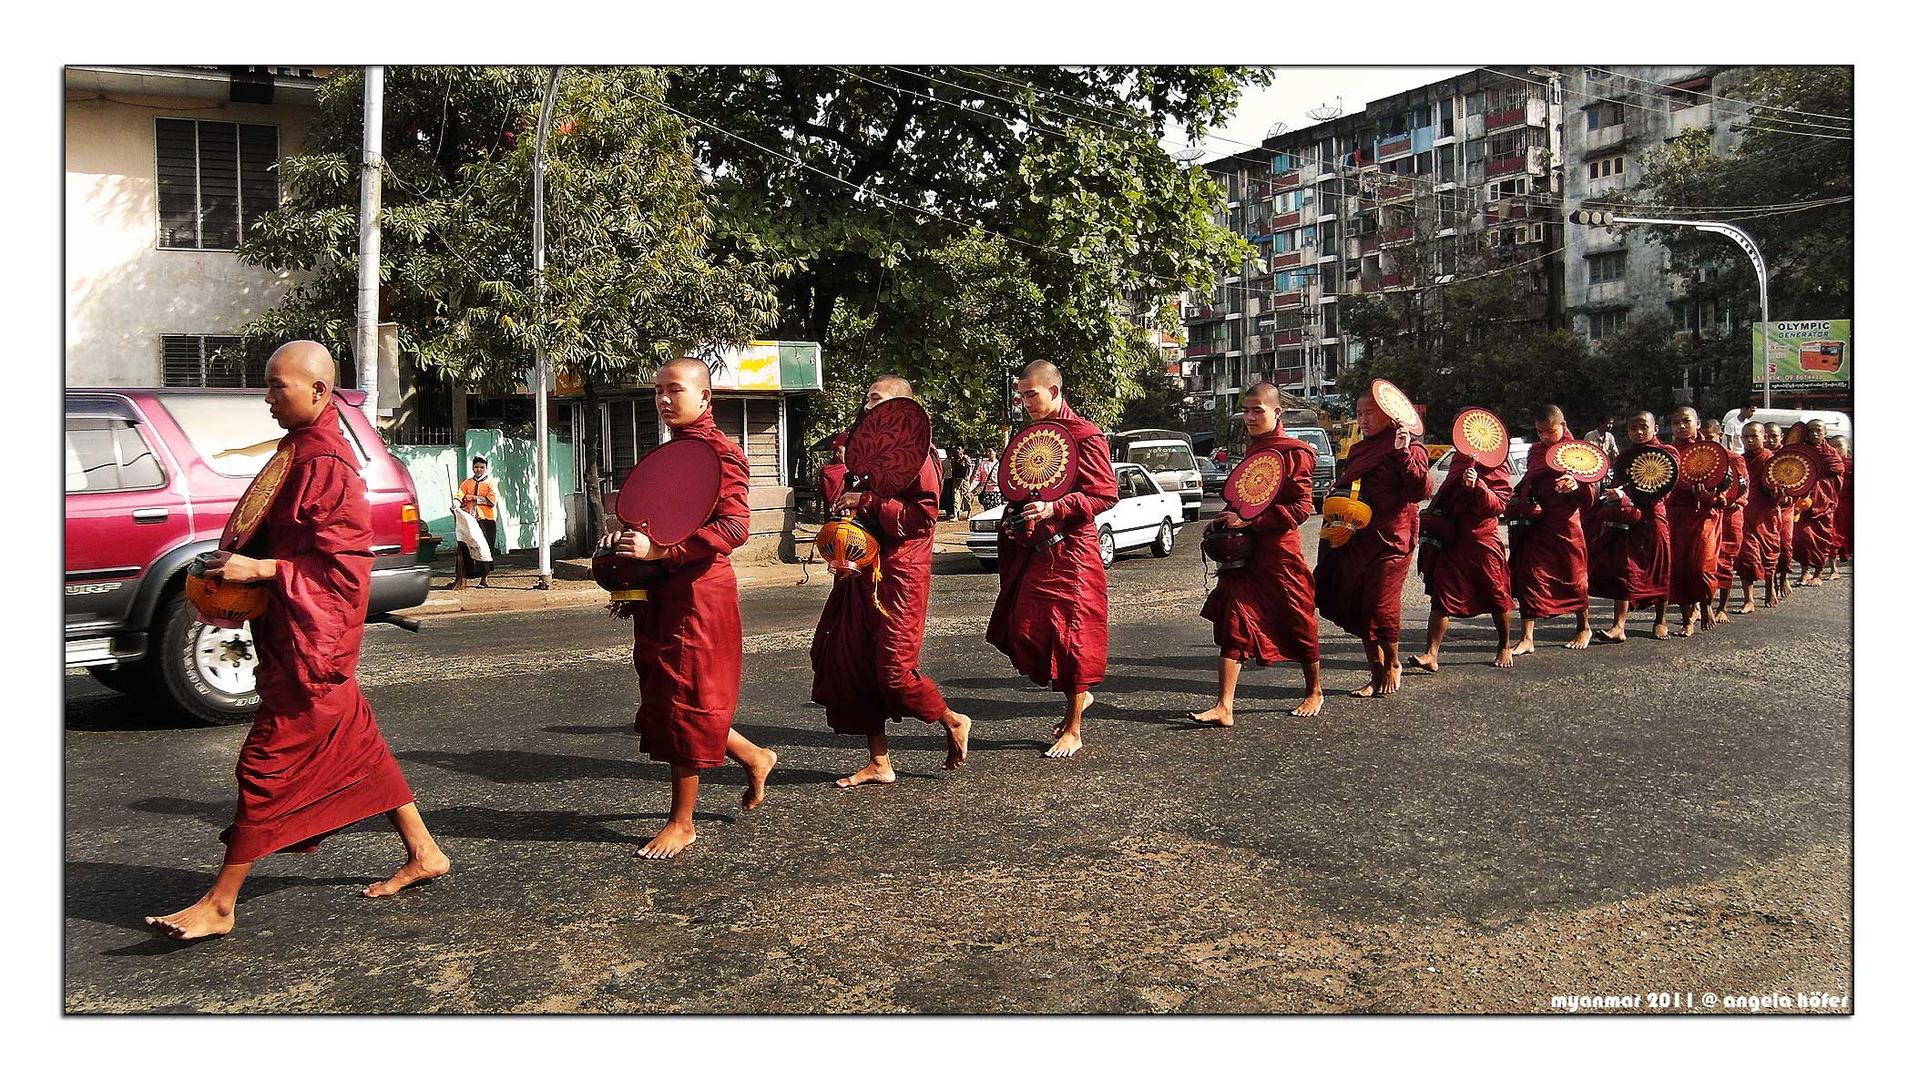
973;445;1001;509
456;456;502;587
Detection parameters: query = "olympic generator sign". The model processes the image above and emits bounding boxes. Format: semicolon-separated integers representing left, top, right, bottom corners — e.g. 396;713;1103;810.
1753;319;1850;392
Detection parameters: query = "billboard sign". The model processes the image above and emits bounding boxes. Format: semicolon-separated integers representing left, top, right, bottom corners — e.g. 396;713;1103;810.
1754;319;1850;392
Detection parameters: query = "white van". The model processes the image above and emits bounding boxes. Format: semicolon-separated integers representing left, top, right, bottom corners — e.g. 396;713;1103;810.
1109;429;1203;521
1720;408;1850;453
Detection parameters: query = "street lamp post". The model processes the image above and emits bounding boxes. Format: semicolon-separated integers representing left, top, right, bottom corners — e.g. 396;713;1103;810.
529;67;563;590
1570;211;1773;408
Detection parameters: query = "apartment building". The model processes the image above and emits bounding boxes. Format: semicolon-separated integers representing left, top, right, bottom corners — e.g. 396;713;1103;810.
1560;65;1757;345
1184;67;1565;411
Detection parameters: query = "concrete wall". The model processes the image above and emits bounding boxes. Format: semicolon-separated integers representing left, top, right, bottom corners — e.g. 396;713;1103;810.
392;432;577;557
65;90;311;386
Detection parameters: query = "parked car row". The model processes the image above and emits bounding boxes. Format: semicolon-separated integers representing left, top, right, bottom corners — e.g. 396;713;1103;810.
967;462;1183;570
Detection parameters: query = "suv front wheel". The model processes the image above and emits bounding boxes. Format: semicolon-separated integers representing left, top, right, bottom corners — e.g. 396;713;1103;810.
156;595;261;726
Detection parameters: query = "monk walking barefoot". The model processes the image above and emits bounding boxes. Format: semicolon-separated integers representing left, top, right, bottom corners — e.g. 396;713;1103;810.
1195;384;1324;724
1318;385;1429;698
986;362;1118;759
1589;413;1674;644
146;342;447;941
1414;416;1518;671
615;360;778;860
813;377;975;788
1507;406;1598;655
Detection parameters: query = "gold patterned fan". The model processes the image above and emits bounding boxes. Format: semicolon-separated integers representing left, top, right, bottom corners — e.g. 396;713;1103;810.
1618;444;1679;501
1451;407;1508;468
1228;452;1283;510
1547;439;1608;483
1764;446;1818;497
1004;426;1071;494
221;446;293;550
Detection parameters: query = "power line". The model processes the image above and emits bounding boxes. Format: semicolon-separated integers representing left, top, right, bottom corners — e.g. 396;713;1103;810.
1482;68;1851;143
1580;66;1852;128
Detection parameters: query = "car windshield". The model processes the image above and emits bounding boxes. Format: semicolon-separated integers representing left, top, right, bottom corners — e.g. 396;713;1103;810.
1128;445;1195;473
1288;428;1332;455
158;395;369;477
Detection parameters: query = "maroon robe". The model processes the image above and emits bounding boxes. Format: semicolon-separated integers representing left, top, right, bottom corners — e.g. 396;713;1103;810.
820;461;848;507
631;412;750;769
1737;447;1781;585
1586;441;1673;607
1201;432;1319;664
1666;436;1722;606
1714;452;1750;589
1794;443;1844;569
1506;436;1597;619
223;412;413;864
810;450;950;734
1835;455;1853;559
1419;456;1514;618
1315;428;1429;645
986;401;1119;693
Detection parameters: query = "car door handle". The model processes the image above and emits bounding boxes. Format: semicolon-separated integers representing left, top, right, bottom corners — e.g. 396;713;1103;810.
132;508;169;523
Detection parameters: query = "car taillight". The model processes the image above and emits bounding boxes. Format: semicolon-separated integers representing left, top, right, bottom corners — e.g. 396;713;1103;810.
401;503;419;523
399;504;420;554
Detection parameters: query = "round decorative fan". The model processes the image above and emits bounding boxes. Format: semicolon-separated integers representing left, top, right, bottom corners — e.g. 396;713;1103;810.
614;436;723;545
222;445;293;551
1614;444;1679;504
845;396;933;498
1547;439;1609;484
1369;378;1424;437
1764;444;1821;498
1223;449;1286;519
1451;407;1508;468
1677;440;1730;488
998;420;1077;501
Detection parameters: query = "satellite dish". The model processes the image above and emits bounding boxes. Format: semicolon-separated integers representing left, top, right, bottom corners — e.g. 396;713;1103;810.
1172;144;1206;164
1307;96;1343;123
1265;121;1290;140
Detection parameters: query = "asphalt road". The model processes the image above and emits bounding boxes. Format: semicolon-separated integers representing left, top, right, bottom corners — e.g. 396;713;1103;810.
64;505;1854;1013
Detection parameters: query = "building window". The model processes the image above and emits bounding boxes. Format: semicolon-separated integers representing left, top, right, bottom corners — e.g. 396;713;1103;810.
162;335;269;388
1588;251;1627;284
1588;309;1629;341
156;119;279;250
1585;101;1626;130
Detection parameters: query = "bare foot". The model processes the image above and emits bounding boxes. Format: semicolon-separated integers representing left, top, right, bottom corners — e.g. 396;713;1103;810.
742;750;777;810
836;761;896;788
1676;618;1697;638
1052;692;1095;738
1652;622;1670;640
1511;640;1536;657
1802;575;1823;587
1408;653;1439;673
1735;600;1755;615
1381;666;1402;695
636;821;697;860
363;847;451;898
943;713;971;769
1043;731;1083;758
1493;647;1514;668
1189;702;1234;726
1597;628;1626;644
1348;682;1381;698
145;897;235;941
1763;594;1779;609
1564;629;1593;650
1290;692;1324;717
1712;608;1731;625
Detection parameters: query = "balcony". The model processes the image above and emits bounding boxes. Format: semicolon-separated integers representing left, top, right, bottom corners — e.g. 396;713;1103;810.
1378;179;1414;202
1376;133;1412;159
1359;235;1381;254
1269;250;1302;270
1247;335;1269;354
1268;209;1303;231
1380;225;1415;246
1270;169;1303;190
1485;106;1528;131
1381;272;1411;289
1270;290;1304;310
1185;342;1221;358
1272;329;1304;347
1183;305;1225;323
1585;122;1630;154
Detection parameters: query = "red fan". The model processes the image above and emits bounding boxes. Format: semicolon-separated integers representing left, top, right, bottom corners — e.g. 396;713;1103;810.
845;396;933;498
1764;444;1822;499
221;444;294;551
998;420;1078;502
1677;440;1730;488
1370;378;1424;437
1451;408;1508;469
614;436;724;545
1223;448;1288;520
1547;440;1609;484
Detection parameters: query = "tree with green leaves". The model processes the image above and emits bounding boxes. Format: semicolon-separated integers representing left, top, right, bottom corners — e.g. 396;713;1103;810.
663;66;1267;439
238;66;782;536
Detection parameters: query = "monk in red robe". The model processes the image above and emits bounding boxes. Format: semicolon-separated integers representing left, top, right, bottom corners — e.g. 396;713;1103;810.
1710;434;1751;624
1794;419;1845;586
1831;435;1852;568
604;359;777;859
1590;412;1673;641
819;433;849;507
812;376;971;786
1766;424;1796;602
1736;421;1782;611
987;360;1119;758
146;342;447;941
1666;408;1723;637
1315;388;1430;697
1508;405;1597;653
1192;382;1323;721
1408;432;1516;672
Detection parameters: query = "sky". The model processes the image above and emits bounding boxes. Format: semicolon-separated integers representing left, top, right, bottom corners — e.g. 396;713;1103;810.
1162;67;1473;160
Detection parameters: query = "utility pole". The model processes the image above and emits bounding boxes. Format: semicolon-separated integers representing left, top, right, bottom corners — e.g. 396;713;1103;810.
1570;209;1773;407
355;66;383;426
529;67;563;590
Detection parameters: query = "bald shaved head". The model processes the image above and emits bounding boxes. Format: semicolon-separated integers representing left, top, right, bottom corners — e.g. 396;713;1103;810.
1015;360;1065;419
658;356;712;389
655;357;714;430
1534;404;1565;425
1626;411;1656;445
866;374;914;409
1533;404;1566;442
1241;381;1282;437
263;340;338;430
1669;406;1699;424
1244;381;1282;406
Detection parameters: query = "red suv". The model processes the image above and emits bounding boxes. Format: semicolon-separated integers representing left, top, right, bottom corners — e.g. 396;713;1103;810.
65;388;429;723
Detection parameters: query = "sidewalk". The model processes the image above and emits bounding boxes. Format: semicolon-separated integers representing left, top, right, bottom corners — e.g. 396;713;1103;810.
398;518;979;619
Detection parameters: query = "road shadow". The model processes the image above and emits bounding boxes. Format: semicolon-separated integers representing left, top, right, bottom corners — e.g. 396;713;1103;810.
64;689;210;733
66;860;369;940
127;796;230;826
395;748;840;789
422;804;734;845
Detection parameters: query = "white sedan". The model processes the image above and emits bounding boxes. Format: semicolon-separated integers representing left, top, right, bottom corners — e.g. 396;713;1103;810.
966;462;1183;570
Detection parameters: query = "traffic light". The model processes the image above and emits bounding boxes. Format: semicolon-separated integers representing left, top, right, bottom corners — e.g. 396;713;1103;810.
1568;209;1617;227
